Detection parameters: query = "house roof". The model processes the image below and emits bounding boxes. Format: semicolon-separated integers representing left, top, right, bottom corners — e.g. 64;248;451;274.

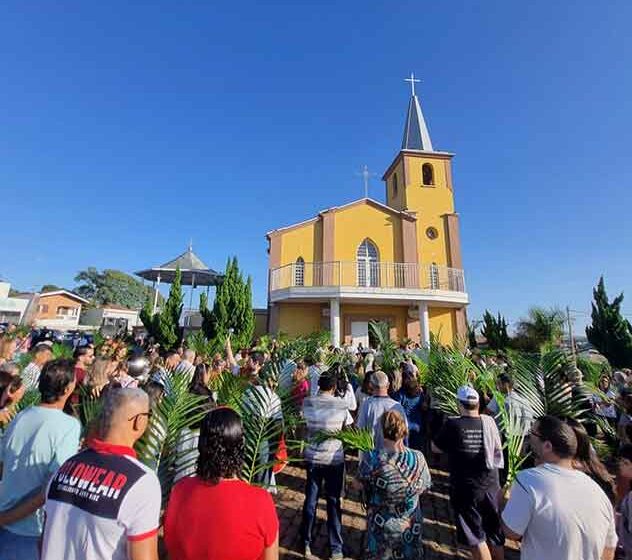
102;304;140;312
266;197;416;237
38;290;89;304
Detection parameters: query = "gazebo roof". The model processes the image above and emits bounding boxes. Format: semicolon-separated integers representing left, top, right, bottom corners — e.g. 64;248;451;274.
135;245;223;287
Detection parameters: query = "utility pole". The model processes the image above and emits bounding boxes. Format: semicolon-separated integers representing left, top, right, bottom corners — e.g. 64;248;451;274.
566;306;576;364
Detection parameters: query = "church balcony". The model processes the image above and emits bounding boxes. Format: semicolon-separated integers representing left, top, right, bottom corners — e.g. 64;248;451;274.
268;261;468;306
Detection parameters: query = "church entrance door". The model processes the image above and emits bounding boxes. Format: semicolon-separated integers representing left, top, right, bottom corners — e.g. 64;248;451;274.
351;321;369;349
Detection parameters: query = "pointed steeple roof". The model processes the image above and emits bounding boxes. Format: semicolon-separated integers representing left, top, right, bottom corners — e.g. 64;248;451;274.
401;73;433;151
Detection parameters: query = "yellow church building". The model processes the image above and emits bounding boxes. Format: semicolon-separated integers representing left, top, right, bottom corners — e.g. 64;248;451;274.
266;77;468;347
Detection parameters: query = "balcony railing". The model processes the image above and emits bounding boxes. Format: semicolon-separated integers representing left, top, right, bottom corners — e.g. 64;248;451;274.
270;261;466;293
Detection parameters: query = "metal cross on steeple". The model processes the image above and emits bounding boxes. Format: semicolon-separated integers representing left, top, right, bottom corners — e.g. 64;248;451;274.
404;72;421;96
357;165;376;198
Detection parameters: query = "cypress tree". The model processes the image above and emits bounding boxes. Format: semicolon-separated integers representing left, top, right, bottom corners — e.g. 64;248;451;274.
481;310;509;350
586;276;632;367
151;267;184;350
201;257;255;351
140;296;157;340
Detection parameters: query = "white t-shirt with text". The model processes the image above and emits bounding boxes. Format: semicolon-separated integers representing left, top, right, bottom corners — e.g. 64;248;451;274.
42;446;161;560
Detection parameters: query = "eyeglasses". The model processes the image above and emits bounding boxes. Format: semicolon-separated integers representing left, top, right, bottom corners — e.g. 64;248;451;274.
529;429;543;439
128;410;153;422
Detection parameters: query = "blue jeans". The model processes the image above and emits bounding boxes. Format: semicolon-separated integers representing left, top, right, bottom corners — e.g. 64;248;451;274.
0;527;39;560
301;462;344;554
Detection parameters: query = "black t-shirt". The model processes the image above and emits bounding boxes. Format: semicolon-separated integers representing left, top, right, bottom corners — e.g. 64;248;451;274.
434;416;498;501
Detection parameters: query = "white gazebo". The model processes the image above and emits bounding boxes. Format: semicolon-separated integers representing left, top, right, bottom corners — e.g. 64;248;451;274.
135;244;223;316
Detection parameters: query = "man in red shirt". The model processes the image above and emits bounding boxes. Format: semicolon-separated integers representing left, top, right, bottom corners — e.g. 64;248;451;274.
73;345;95;387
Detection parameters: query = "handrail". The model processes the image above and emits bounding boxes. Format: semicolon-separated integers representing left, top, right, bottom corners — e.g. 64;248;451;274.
270;261;466;292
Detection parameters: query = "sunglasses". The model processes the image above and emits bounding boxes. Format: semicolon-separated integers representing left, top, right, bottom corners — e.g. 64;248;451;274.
529;429;543;439
128;410;153;422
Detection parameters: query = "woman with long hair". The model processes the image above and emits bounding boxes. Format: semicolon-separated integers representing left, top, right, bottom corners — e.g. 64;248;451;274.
164;408;279;560
209;353;225;382
566;417;615;503
189;363;214;399
290;360;309;409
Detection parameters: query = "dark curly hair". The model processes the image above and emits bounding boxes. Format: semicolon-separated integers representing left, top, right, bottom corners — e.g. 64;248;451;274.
197;407;244;484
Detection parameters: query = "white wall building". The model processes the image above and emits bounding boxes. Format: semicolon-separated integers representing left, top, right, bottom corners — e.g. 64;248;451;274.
81;304;142;332
0;282;33;324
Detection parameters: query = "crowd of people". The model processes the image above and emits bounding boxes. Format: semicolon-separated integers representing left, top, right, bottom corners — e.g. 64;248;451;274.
1;326;632;559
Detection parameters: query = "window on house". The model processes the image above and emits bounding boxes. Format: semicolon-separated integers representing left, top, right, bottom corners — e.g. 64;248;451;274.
295;257;305;286
357;239;380;287
422;163;434;186
392;173;398;197
56;306;78;317
38;304;49;313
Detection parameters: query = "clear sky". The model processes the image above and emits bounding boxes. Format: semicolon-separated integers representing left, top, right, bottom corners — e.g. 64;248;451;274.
2;1;631;333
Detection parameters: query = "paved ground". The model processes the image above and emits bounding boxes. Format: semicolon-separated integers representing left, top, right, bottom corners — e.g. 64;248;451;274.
276;455;520;560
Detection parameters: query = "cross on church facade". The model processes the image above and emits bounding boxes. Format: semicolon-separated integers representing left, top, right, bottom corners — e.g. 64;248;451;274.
405;72;421;96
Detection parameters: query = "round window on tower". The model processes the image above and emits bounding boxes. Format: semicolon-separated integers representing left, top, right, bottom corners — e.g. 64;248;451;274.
426;227;439;240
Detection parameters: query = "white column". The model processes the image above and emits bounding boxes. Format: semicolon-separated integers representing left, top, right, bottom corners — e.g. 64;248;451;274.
418;301;430;347
152;274;161;314
330;298;341;347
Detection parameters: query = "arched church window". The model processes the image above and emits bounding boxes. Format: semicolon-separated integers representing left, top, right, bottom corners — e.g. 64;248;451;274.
357;239;380;287
295;257;305;286
422;163;434;186
392;173;398;197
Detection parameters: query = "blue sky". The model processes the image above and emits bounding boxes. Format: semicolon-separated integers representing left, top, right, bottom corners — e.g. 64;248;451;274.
2;1;631;333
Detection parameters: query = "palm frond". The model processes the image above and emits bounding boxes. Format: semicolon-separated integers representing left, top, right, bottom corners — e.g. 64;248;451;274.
490;389;530;487
239;357;304;486
79;385;103;436
369;320;402;375
425;345;481;414
16;388;41;412
312;426;374;452
508;350;602;435
135;369;209;504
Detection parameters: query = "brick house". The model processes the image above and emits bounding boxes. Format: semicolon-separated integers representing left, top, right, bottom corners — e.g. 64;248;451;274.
34;290;89;330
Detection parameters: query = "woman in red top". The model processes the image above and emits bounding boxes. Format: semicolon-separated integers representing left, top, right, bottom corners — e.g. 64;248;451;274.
164;407;279;560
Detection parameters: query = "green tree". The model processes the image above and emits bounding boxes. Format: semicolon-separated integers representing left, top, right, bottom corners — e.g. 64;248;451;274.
140;297;158;341
480;310;509;350
467;320;481;348
201;257;254;351
515;306;565;353
586;277;632;368
75;267;159;309
154;268;184;350
41;284;62;293
139;268;184;350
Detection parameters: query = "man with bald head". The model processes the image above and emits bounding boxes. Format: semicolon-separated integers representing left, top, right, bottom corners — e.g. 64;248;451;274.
357;370;407;452
41;388;161;560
